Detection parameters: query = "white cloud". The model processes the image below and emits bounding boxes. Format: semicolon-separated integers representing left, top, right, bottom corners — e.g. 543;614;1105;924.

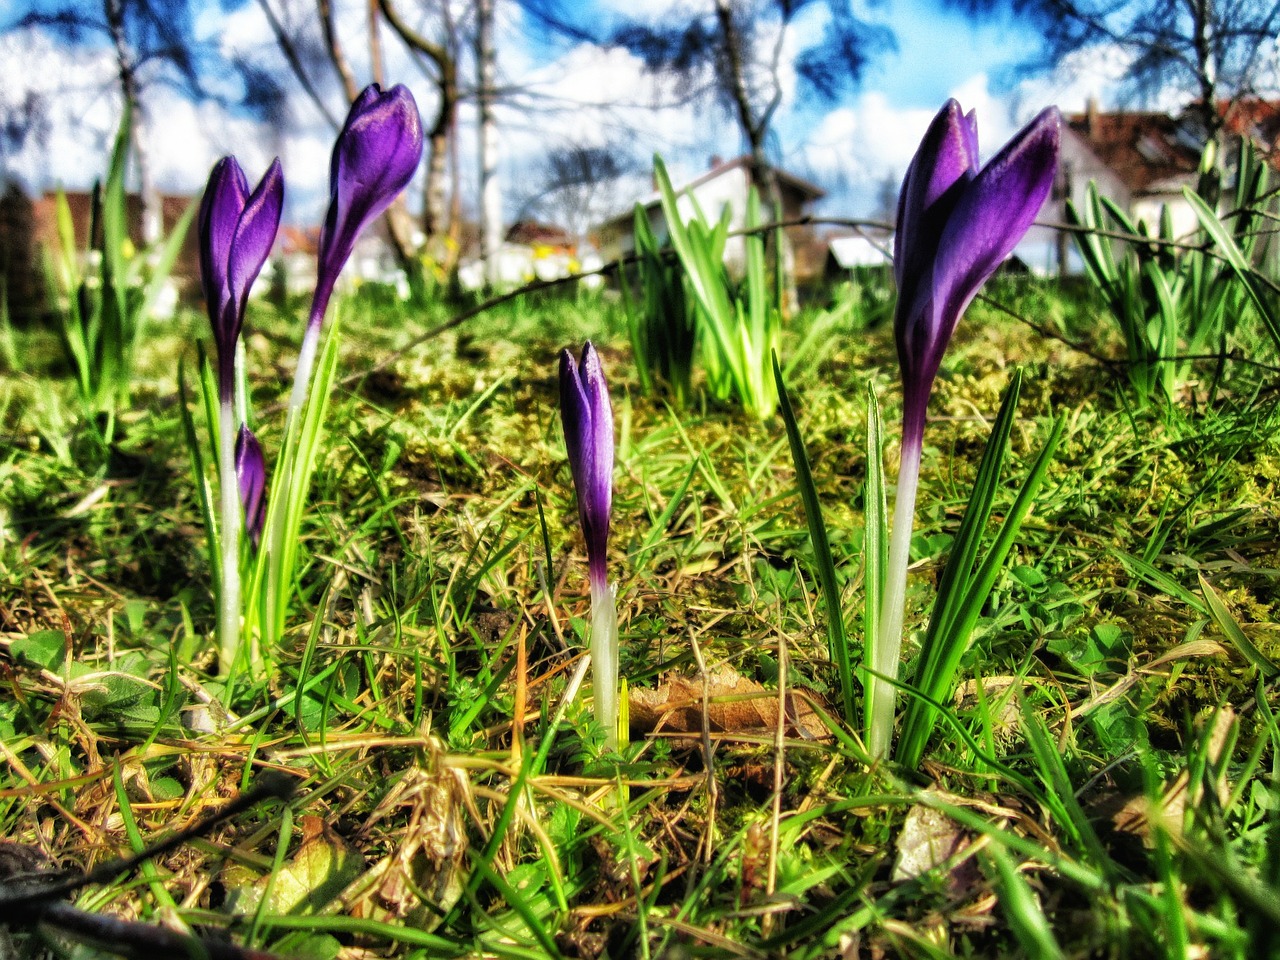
1010;43;1186;117
0;30;120;193
800;92;938;205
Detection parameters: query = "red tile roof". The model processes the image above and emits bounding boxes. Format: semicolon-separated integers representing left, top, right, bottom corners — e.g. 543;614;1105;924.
1065;110;1201;192
1219;98;1280;147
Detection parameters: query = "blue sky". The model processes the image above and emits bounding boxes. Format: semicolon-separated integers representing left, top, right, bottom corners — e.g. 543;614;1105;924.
0;0;1116;227
869;0;1036;106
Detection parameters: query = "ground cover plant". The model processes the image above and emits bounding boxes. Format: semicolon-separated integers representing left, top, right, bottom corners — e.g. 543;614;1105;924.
2;105;1280;960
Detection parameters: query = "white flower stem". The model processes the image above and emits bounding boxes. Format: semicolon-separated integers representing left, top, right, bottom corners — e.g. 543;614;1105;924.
287;323;321;422
217;400;240;676
235;339;249;427
263;322;320;643
590;577;620;751
867;432;923;760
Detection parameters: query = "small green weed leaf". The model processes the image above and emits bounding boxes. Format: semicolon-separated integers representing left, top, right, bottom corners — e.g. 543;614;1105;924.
1047;623;1130;677
266;932;343;960
123;599;147;634
1010;564;1047;590
226;816;364;916
148;776;185;801
10;630;67;671
0;699;18;739
548;803;581;849
1088;700;1146;756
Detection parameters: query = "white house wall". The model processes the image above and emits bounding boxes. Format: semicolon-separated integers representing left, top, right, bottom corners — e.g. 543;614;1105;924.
640;164;752;274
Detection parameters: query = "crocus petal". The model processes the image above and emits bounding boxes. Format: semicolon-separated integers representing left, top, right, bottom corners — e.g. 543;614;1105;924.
577;343;614;551
198;157;249;346
329;84;384;188
227;158;284;336
235;425;267;550
312;84;424;328
927;106;1060;369
559;342;613;586
559;348;590;486
893;100;980;291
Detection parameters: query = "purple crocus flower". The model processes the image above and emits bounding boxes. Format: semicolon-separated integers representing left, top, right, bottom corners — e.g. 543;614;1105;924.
559;341;621;749
235;425;267;550
867;101;1060;759
559;342;614;589
309;84;424;333
893;100;1060;449
198;157;284;401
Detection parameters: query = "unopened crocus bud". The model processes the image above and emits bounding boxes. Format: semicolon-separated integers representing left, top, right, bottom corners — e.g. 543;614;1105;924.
235;425;267;550
559;341;620;749
198;157;284;401
310;84;424;331
867;100;1060;759
894;101;1059;447
559;342;614;590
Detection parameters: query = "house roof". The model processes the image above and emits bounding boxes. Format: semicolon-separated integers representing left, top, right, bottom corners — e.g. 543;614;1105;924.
505;219;573;248
32;189;196;247
680;155;826;202
1219;98;1280;148
1065;109;1202;194
279;224;320;256
597;155;825;231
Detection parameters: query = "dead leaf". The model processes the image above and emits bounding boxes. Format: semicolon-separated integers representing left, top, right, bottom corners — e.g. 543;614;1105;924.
1113;706;1235;844
351;765;468;927
627;665;829;740
953;676;1021;736
892;801;980;898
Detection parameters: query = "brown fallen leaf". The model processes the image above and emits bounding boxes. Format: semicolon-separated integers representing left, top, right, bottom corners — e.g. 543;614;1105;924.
1113;706;1235;845
627;665;830;740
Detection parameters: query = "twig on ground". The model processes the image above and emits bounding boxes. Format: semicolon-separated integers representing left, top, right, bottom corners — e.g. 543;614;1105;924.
689;635;719;866
763;627;788;937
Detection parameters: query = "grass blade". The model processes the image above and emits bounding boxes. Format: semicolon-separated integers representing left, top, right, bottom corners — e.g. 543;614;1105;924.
1200;573;1279;679
773;353;852;724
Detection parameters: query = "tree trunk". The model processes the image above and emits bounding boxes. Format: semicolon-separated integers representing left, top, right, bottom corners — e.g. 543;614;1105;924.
377;0;458;272
318;0;360;101
477;0;503;288
1191;0;1221;140
105;0;162;246
713;0;795;312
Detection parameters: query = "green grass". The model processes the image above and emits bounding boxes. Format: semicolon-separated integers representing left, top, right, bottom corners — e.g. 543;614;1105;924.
1;278;1279;958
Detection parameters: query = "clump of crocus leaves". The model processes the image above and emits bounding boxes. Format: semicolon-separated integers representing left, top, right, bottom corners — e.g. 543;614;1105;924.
195;83;422;679
868;100;1061;759
559;341;621;750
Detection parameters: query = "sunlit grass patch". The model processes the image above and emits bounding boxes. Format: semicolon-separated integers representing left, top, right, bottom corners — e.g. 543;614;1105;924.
1;278;1279;957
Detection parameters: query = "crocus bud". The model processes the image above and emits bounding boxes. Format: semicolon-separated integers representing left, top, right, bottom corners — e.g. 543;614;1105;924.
559;342;614;589
894;101;1059;443
198;157;284;401
310;84;424;330
867;100;1060;760
235;425;267;550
